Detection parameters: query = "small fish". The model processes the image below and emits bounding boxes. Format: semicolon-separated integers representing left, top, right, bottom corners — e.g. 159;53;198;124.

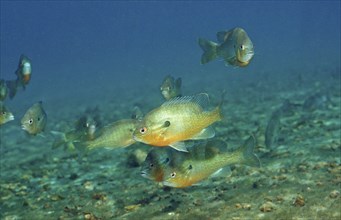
199;27;254;67
83;119;139;150
160;75;182;100
75;115;100;141
131;105;144;120
276;99;301;117
133;93;222;152
52;107;101;151
0;102;14;125
16;55;32;86
0;80;8;101
160;136;260;188
7;55;32;99
140;147;173;182
303;92;332;111
21;101;47;135
264;110;281;150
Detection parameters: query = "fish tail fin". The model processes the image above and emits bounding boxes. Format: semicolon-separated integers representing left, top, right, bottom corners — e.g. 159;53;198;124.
74;140;94;152
6;80;18;99
198;38;218;64
50;131;75;151
239;135;261;168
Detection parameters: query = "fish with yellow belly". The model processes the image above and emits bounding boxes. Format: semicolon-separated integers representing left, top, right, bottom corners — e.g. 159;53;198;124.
133;93;222;152
0;102;14;126
82;119;139;150
141;136;260;188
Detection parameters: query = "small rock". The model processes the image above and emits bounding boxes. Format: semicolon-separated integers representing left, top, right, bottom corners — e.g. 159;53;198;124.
292;194;305;207
329;190;340;199
259;202;275;212
83;181;94;190
124;204;141;212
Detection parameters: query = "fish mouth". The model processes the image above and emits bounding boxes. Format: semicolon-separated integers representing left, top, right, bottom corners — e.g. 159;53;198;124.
162;181;176;188
140;171;150;179
21;125;27;130
132;134;141;142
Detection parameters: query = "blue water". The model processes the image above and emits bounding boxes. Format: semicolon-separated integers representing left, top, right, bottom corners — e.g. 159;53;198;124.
1;1;340;219
1;2;339;96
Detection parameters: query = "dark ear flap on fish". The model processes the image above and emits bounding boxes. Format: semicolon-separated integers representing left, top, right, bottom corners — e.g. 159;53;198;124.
163;121;171;127
198;38;218;64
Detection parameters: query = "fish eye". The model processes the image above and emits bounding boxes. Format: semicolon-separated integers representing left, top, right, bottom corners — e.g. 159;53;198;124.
170;172;176;178
188;165;193;170
139;127;147;134
240;45;245;50
149;163;154;168
2;111;6;115
29;119;33;124
164;157;170;163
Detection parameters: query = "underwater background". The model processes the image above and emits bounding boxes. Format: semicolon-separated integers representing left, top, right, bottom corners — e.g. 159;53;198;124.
1;1;340;220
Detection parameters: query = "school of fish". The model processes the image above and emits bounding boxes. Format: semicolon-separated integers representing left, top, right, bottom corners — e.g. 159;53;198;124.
1;27;263;188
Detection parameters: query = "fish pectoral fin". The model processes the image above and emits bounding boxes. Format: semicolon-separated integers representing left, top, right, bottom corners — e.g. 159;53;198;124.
169;142;188;152
210;167;232;179
191;127;215;140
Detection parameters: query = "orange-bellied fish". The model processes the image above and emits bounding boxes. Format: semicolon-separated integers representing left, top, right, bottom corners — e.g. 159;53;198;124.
16;54;32;85
161;136;260;188
7;55;32;99
140;147;173;182
133;93;222;152
82;119;139;150
0;102;14;125
160;75;182;100
199;27;254;67
21;101;47;135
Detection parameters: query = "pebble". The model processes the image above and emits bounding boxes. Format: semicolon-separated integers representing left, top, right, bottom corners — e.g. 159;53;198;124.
292;194;305;207
329;190;340;199
259;202;275;212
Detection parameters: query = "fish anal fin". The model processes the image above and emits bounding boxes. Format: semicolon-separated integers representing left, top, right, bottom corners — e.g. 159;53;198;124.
191;127;215;140
169;142;188;152
210;166;232;179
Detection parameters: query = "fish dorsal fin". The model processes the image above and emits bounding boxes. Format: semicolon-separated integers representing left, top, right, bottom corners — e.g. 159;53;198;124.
162;93;210;109
169;141;188;152
191;126;215;140
217;30;232;43
190;139;224;160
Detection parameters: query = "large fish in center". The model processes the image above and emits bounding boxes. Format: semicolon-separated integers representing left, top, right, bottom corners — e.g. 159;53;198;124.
133;93;222;152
